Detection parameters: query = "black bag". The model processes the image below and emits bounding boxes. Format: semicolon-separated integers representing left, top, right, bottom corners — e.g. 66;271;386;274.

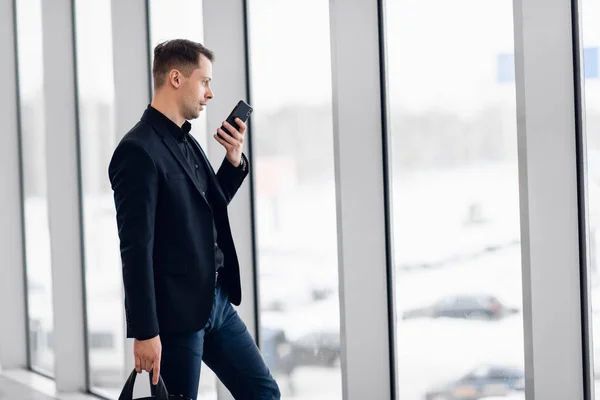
118;368;189;400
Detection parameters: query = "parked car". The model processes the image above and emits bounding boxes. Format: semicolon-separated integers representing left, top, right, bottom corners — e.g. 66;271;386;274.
289;331;340;368
425;365;525;400
403;294;519;321
261;327;295;376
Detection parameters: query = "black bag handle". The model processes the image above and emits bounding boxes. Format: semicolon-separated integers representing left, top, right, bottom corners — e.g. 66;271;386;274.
118;368;170;400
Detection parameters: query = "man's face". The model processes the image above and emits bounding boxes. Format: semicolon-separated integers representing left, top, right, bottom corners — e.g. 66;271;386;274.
178;54;213;120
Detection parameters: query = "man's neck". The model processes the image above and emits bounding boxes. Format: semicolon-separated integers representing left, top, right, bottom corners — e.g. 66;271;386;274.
150;97;185;127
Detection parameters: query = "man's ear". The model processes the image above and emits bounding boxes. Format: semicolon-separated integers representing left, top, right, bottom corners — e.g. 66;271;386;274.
169;69;181;88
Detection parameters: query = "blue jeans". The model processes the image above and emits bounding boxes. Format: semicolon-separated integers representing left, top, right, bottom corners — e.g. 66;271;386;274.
150;283;280;399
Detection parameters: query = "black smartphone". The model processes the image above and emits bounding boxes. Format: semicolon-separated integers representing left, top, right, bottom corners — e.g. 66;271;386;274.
217;100;253;140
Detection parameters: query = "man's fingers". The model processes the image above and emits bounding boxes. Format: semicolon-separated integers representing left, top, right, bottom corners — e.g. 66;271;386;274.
135;357;141;373
217;128;234;143
234;118;247;134
222;121;244;142
216;129;243;152
214;132;234;150
143;358;153;372
152;358;161;385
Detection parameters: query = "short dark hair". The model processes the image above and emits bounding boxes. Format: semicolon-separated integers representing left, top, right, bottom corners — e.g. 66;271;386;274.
152;39;214;89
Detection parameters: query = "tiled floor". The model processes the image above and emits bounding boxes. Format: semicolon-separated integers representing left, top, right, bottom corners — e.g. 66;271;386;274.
0;376;56;400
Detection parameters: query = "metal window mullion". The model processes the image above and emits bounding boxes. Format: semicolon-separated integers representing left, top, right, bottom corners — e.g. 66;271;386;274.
570;0;595;396
40;0;87;392
203;1;256;399
110;0;152;396
513;0;587;398
329;0;393;398
0;0;28;371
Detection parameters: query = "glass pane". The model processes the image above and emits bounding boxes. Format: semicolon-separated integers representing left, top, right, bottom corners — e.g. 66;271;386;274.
581;0;600;396
73;0;124;393
247;1;342;398
15;0;55;377
384;1;526;399
147;1;217;397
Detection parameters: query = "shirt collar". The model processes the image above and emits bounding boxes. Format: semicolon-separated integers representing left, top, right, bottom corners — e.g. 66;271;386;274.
145;105;192;142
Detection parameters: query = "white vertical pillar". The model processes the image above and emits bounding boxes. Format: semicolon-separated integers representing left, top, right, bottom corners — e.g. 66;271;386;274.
111;0;152;396
513;0;586;398
0;0;28;371
329;0;392;399
111;0;152;139
203;1;256;398
41;0;87;392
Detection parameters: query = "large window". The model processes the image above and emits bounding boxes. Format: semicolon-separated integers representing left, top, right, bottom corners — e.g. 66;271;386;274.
73;0;124;395
146;1;217;397
246;1;342;398
385;1;526;399
15;0;55;377
580;0;600;395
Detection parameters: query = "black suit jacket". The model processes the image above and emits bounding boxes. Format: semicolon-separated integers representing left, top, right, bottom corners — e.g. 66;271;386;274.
108;107;248;340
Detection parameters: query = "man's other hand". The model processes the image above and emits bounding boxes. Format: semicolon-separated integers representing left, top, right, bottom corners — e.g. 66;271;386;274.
134;335;162;385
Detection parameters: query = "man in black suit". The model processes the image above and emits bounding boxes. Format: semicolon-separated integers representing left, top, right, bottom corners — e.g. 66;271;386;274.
108;39;280;399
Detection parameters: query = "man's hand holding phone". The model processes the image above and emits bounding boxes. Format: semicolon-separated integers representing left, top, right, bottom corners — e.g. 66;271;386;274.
214;118;246;167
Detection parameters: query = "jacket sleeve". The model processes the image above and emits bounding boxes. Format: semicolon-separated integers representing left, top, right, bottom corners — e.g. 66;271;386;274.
216;153;249;205
108;140;159;340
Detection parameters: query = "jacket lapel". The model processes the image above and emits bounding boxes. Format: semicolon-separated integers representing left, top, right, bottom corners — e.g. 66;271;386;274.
187;135;228;205
141;107;223;207
160;133;211;205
